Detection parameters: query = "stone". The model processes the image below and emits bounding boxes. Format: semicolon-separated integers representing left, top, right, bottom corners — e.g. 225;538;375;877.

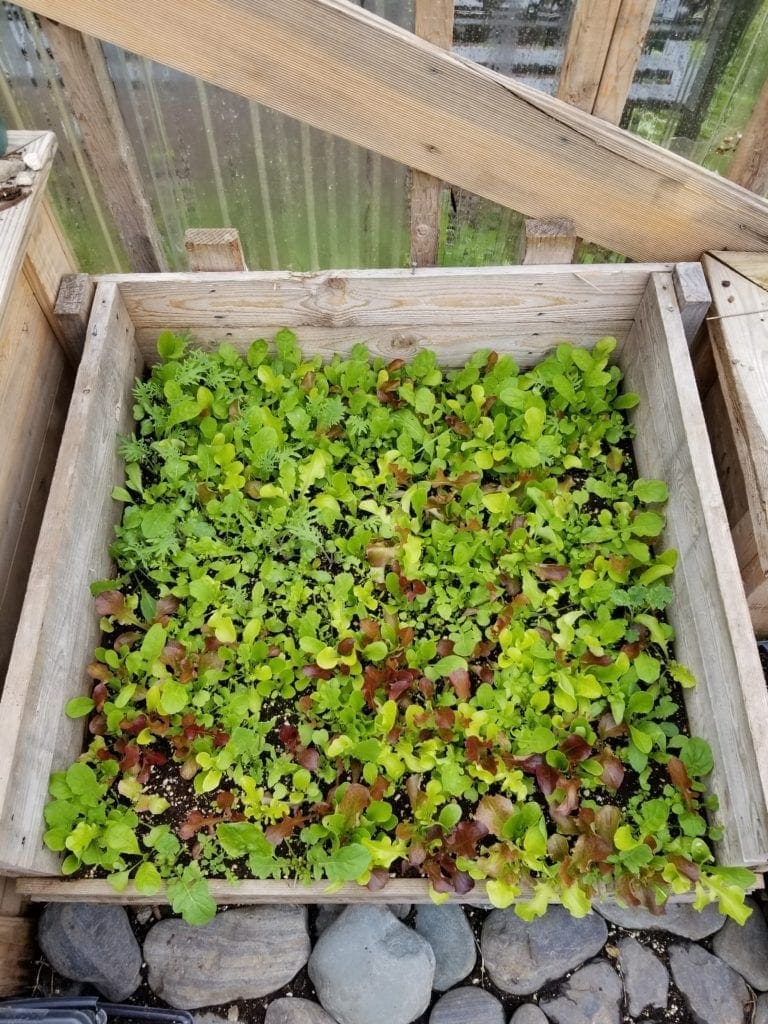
264;999;337;1024
540;961;622;1024
389;904;412;919
38;903;141;1002
144;906;310;1009
314;905;342;936
308;905;435;1024
193;1015;229;1024
413;904;476;990
509;1006;549;1024
0;159;25;183
481;906;607;995
429;987;504;1024
755;993;768;1024
712;896;768;990
668;942;750;1024
617;936;668;1016
22;149;43;171
595;901;724;939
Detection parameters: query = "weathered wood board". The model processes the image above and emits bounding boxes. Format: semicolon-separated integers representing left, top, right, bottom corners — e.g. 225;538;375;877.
4;264;767;906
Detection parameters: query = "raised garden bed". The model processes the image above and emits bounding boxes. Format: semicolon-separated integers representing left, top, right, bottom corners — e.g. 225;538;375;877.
3;264;768;912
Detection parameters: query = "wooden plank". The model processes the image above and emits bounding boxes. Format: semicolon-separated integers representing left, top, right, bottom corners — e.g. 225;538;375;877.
672;261;711;347
0;877;24;917
184;228;246;272
521;217;578;265
0;916;35;997
54;274;96;364
0;283;143;874
622;272;768;868
0;132;57;340
727;75;768;198
22;199;79;360
557;0;622;112
39;19;166;273
19;0;768;262
410;0;454;267
709;252;768;293
592;0;656;125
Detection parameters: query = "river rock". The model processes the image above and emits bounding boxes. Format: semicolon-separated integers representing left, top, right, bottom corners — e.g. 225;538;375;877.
264;999;337;1024
669;942;750;1024
509;1006;549;1024
595;901;724;939
755;993;768;1024
617;936;668;1015
481;906;607;995
144;906;310;1008
413;904;476;990
540;961;622;1024
308;905;435;1024
315;903;410;936
712;897;768;990
38;903;141;1001
429;987;505;1024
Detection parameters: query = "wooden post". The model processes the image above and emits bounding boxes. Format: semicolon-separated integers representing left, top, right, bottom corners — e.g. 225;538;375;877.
54;273;96;363
672;262;711;348
410;0;454;267
521;218;578;265
592;0;656;125
184;228;247;271
727;76;768;198
40;18;167;273
558;0;622;112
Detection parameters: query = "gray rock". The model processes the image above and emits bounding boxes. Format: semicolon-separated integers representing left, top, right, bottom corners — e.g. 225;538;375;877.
38;903;141;1002
617;936;668;1016
509;1006;549;1024
595;901;724;939
712;896;768;990
314;905;342;936
413;904;476;991
668;942;750;1024
264;999;337;1024
755;993;768;1024
308;905;435;1024
429;987;505;1024
389;904;412;919
481;906;607;995
144;906;310;1008
540;961;622;1024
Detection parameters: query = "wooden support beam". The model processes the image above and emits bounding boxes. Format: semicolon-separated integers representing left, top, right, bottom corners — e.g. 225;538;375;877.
21;0;768;262
410;0;454;267
184;228;246;271
54;273;96;362
727;75;768;198
592;0;656;125
558;0;622;112
521;217;578;264
40;18;167;273
672;262;711;348
0;916;35;997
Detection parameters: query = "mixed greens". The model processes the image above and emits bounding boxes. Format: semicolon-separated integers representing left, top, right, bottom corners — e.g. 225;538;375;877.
48;331;753;924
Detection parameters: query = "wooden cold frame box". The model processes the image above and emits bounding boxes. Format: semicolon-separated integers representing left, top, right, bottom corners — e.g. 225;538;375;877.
3;262;768;905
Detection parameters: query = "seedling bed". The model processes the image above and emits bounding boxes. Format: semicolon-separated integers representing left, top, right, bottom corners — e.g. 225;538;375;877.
3;265;768;912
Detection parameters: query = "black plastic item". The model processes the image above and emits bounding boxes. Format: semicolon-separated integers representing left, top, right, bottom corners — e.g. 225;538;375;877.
0;1001;191;1024
101;1007;192;1024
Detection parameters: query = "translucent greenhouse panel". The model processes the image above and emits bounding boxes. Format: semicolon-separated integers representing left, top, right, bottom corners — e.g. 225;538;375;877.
0;3;127;271
441;1;575;266
623;0;768;185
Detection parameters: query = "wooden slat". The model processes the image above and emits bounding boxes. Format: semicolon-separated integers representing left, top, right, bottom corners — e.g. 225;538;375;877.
622;273;768;867
521;218;578;265
40;19;166;273
0;283;143;874
54;274;96;363
22;199;80;360
709;252;768;292
410;0;454;267
727;75;768;198
0;132;56;340
672;262;711;347
19;0;768;261
592;0;656;125
185;228;246;272
558;0;622;112
0;916;35;997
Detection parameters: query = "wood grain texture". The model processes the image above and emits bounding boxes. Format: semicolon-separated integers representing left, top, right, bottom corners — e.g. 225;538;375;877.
727;75;768;197
0;132;56;341
0;283;142;873
672;261;711;347
557;0;622;111
710;251;768;292
410;0;454;267
0;916;35;996
40;19;166;273
703;253;768;636
54;273;96;363
185;228;246;272
623;273;768;867
592;0;656;124
18;0;768;261
22;198;79;359
521;217;578;264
